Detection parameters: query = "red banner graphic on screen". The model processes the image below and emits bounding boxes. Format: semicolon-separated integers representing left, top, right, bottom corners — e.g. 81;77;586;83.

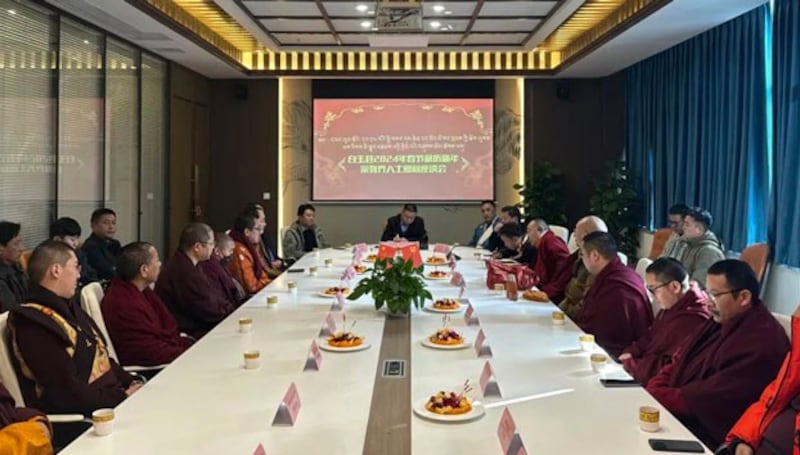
312;99;494;201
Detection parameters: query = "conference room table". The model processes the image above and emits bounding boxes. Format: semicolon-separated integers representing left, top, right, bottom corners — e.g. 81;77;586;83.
61;246;711;454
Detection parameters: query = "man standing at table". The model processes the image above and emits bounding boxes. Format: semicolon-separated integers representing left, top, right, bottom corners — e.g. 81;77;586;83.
576;231;652;358
156;223;235;339
526;218;571;302
556;216;607;319
103;242;193;367
381;203;429;247
619;258;710;384
646;259;789;449
283;203;329;264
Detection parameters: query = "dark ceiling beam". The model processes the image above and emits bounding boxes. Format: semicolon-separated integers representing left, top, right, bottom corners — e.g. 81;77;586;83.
314;0;343;45
458;0;485;45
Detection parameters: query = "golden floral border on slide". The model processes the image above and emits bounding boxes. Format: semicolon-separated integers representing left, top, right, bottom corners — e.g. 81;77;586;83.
321;102;487;133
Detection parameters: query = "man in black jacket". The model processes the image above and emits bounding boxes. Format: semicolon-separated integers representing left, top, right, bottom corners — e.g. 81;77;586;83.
381;203;429;247
81;208;122;280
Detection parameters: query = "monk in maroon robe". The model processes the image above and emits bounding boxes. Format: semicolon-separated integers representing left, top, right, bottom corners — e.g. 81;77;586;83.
155;223;235;339
102;242;193;367
575;231;652;358
554;215;608;319
198;232;245;306
646;259;789;449
8;241;140;416
527;219;571;302
619;258;711;384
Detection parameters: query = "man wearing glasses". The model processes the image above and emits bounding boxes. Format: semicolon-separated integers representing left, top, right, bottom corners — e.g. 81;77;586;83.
661;203;690;258
619;258;711;384
646;259;789;450
156;223;235;339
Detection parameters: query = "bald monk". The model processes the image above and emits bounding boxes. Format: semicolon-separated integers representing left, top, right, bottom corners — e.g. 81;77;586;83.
102;242;193;367
619;258;711;384
556;216;608;319
526;218;570;302
575;231;652;358
720;306;800;455
646;259;789;449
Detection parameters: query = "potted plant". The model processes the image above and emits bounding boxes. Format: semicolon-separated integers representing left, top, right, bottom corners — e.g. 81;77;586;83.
513;161;568;225
347;257;432;316
589;159;642;258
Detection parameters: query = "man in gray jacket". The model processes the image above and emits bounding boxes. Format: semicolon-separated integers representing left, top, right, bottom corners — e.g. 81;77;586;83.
670;207;725;287
282;203;329;264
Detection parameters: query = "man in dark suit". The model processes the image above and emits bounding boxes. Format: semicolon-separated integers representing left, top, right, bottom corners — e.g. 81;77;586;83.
381;203;429;247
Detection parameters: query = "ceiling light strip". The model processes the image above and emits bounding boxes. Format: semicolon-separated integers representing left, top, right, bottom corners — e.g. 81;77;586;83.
134;0;249;67
559;0;668;64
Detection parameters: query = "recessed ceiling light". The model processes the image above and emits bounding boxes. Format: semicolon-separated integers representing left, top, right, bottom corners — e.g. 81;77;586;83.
430;21;441;29
444;10;452;15
356;4;368;12
360;20;372;28
8;9;15;14
83;39;89;44
433;5;445;13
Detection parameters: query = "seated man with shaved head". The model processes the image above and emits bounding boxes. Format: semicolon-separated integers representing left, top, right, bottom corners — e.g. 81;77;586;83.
576;232;653;358
9;241;139;416
102;242;193;367
647;260;789;449
556;215;607;319
156;223;236;339
619;258;711;384
526;218;571;302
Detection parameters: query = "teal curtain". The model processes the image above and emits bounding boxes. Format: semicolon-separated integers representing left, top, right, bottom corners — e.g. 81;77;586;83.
626;6;770;252
770;0;800;266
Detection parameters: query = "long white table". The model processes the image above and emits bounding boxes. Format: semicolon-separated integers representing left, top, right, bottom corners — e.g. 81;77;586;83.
62;247;711;454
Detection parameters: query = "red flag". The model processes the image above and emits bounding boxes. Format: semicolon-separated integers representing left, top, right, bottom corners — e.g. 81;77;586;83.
400;243;423;268
377;243;397;261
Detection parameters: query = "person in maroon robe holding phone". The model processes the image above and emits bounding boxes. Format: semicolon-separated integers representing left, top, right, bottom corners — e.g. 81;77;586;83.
575;231;652;358
102;242;193;367
526;218;570;302
646;259;789;449
619;257;711;384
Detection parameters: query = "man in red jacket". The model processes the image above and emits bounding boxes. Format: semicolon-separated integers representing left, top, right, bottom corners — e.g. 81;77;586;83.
526;218;571;302
646;259;789;449
575;231;653;358
102;242;193;367
619;257;711;384
719;306;799;455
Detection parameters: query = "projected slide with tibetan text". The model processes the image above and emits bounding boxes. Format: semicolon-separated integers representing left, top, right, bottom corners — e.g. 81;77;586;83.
312;98;494;201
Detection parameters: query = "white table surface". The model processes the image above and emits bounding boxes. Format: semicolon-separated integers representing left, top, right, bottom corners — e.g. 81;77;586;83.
61;246;711;454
